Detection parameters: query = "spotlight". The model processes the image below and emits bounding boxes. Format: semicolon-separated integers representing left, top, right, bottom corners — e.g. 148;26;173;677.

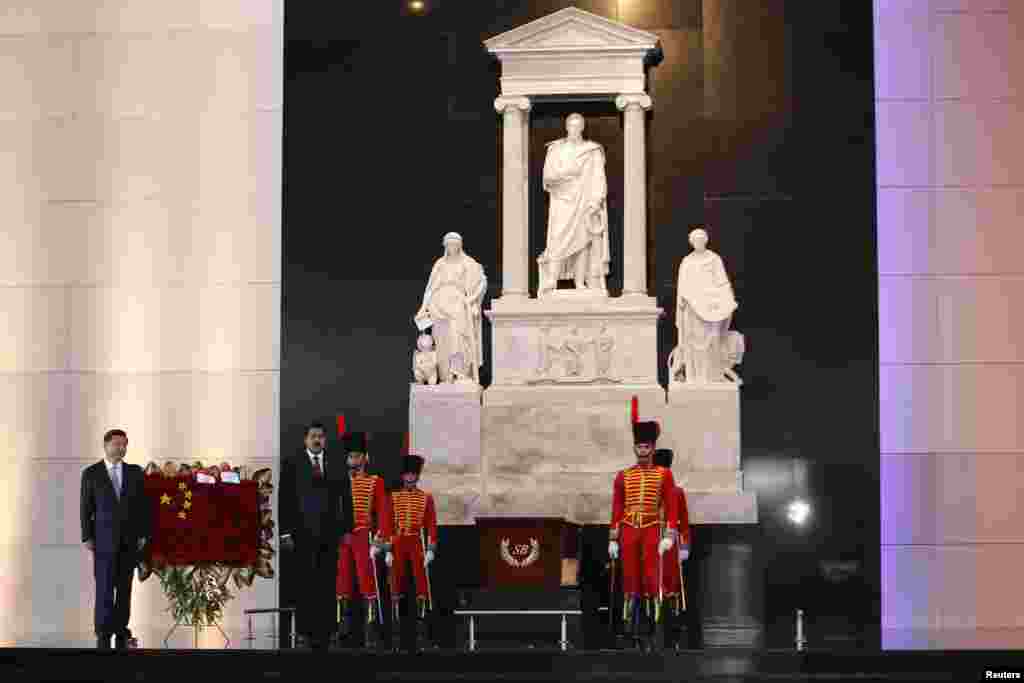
786;498;811;526
409;0;425;11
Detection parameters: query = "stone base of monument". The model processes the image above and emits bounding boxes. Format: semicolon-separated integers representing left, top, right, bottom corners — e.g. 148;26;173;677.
409;376;757;526
480;383;665;524
664;380;757;523
410;382;483;525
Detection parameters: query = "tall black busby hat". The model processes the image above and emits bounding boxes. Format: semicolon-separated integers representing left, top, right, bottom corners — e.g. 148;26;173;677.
653;448;673;468
342;431;368;454
632;420;660;445
402;454;425;476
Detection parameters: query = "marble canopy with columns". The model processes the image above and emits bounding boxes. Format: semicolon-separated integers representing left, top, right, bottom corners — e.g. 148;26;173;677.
412;8;756;527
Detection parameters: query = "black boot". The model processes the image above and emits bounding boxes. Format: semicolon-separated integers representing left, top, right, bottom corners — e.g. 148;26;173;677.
391;600;402;653
671;599;685;653
414;597;432;653
96;633;111;650
628;597;645;652
650;600;667;654
333;599;351;649
364;599;380;650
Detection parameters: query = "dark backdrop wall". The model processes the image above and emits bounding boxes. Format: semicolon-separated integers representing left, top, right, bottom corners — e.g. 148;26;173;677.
282;0;878;648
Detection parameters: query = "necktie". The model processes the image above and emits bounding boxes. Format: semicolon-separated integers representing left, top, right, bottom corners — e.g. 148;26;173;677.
312;455;322;478
112;465;121;500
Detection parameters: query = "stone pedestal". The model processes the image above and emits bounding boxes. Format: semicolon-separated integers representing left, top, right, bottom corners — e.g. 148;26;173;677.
409;382;483;525
665;381;757;523
480;384;665;524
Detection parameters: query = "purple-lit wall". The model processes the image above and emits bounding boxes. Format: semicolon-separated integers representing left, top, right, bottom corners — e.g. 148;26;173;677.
876;0;1024;646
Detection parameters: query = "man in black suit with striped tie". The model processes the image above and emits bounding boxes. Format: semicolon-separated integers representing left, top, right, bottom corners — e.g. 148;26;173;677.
279;421;355;650
80;429;152;649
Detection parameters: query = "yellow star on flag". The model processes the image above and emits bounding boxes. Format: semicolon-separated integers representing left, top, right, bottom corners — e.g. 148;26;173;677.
160;493;171;505
183;500;192;510
178;482;187;491
178;511;187;520
184;490;192;500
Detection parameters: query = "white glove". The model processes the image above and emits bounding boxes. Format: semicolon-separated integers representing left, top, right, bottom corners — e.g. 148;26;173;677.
658;537;674;556
370;545;380;559
425;550;435;565
608;541;619;560
384;551;393;567
679;545;690;562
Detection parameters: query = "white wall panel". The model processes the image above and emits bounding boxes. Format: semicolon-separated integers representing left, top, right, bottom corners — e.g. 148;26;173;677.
876;101;933;186
0;374;71;461
874;3;931;100
934;101;1024;186
877;188;933;275
0;287;69;372
879;276;942;363
933;12;1015;99
0;0;282;645
932;189;1024;274
0;35;74;119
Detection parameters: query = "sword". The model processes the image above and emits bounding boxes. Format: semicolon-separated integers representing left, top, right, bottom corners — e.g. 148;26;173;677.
678;556;687;613
420;529;433;612
656;524;664;624
369;533;383;625
608;552;617;638
388;540;399;624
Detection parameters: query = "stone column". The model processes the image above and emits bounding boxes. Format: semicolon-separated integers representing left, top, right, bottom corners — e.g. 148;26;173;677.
494;96;531;299
616;93;653;297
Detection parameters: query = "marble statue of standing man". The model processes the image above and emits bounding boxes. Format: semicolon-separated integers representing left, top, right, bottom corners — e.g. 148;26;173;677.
537;113;609;296
415;232;487;384
674;227;738;384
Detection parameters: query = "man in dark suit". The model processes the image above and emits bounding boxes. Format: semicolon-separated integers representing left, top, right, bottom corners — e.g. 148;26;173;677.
279;421;355;650
80;429;152;650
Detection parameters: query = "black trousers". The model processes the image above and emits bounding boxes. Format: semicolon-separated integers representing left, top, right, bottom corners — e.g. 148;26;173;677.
93;543;137;636
295;536;340;640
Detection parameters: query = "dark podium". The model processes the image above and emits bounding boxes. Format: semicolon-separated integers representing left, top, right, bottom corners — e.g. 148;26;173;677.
456;517;583;650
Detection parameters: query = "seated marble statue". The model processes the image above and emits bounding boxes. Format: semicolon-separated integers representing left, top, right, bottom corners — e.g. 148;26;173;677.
672;227;740;384
537;113;609;295
414;232;487;384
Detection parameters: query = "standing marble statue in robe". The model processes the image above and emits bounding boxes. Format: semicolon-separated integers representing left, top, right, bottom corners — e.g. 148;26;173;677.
537;113;610;295
672;228;740;384
415;233;487;384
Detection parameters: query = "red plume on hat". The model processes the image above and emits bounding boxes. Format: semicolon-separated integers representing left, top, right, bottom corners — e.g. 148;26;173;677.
336;414;346;437
630;395;660;444
630;395;639;425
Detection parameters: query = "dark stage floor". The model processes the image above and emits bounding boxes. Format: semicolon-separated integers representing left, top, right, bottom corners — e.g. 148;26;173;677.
3;648;1024;682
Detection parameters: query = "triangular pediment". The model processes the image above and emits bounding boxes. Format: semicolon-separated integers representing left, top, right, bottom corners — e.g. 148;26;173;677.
485;7;658;53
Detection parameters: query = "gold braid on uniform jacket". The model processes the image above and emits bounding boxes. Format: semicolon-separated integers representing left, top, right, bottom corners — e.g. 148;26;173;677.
392;489;426;535
350;473;379;529
621;466;668;528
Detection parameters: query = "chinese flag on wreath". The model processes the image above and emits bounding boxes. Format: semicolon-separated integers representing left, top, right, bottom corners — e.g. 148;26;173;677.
144;476;261;565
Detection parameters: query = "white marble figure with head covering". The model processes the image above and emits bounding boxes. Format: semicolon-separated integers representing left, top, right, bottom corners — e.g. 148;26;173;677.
414;233;487;384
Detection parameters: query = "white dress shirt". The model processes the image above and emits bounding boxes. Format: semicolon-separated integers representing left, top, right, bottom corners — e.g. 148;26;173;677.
307;449;325;474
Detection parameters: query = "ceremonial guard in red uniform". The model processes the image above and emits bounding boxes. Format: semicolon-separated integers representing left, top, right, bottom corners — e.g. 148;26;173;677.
654;448;691;651
335;431;392;648
608;420;679;651
385;454;438;652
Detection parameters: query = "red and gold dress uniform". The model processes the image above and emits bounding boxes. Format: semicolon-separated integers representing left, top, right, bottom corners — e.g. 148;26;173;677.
389;485;437;606
337;469;392;601
610;462;679;600
654;449;690;611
